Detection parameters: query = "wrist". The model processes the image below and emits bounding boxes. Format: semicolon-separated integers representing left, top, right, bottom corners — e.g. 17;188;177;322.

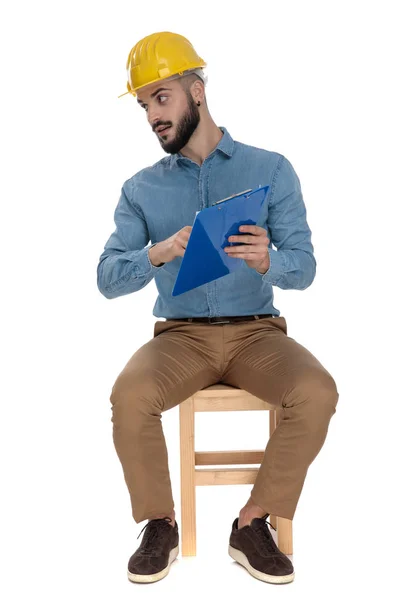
149;243;165;267
255;256;271;275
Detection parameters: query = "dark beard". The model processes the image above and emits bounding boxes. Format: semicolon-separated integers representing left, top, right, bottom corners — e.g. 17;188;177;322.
158;93;200;155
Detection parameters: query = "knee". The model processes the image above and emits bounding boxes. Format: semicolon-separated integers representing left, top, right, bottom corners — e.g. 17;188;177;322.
284;367;339;413
313;370;339;410
109;371;163;426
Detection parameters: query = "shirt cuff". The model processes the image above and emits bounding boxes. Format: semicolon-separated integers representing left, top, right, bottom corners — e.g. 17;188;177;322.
135;244;165;277
255;248;285;285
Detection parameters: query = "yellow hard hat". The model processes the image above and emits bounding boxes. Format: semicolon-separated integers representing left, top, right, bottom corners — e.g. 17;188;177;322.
118;31;207;98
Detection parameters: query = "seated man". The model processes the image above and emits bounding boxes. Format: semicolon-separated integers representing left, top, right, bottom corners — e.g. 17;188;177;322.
97;30;339;586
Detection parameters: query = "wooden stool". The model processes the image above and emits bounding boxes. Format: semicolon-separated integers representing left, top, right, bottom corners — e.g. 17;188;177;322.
179;383;293;557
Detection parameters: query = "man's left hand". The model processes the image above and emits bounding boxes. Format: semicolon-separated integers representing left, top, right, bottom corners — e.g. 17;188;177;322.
224;225;271;274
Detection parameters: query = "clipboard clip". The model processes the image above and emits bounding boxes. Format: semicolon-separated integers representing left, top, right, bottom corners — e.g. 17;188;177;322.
211;188;252;206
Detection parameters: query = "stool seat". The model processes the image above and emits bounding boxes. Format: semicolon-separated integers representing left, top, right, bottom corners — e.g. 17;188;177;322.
179;383;293;557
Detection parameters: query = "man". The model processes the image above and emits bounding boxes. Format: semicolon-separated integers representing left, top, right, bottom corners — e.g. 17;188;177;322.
97;31;339;585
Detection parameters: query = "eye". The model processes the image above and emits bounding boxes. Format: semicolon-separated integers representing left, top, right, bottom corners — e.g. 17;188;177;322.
141;95;168;111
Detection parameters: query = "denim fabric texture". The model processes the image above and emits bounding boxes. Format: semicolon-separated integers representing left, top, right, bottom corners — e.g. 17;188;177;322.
97;127;316;318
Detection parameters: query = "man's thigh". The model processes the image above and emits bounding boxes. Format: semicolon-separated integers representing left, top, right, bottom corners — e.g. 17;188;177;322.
221;317;339;409
110;320;223;413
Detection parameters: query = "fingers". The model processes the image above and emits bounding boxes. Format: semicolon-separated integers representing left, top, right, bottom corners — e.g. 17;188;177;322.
225;245;266;255
238;225;267;236
228;234;270;244
225;252;260;259
225;237;269;256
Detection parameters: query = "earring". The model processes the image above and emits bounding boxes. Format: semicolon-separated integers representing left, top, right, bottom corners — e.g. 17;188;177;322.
197;101;201;106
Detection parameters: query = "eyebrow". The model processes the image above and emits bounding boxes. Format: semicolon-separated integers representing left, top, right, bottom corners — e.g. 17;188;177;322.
137;88;172;105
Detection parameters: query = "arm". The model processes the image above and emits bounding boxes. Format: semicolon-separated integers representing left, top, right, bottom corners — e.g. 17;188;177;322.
97;179;164;299
253;154;316;290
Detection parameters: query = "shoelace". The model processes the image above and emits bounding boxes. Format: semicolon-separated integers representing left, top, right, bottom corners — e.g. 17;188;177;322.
136;517;173;556
251;514;279;554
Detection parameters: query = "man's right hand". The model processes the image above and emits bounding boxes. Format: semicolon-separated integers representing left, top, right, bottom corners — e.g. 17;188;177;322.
148;226;193;266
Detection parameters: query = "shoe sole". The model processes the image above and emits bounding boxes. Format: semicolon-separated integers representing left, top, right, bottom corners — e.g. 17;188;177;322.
127;544;179;584
228;545;295;584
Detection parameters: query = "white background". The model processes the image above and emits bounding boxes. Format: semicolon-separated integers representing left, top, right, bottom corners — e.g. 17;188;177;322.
1;0;399;597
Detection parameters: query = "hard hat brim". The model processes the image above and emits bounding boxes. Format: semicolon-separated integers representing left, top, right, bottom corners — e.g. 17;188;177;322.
118;66;207;99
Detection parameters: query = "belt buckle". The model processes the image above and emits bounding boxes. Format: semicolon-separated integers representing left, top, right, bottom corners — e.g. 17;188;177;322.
208;317;231;325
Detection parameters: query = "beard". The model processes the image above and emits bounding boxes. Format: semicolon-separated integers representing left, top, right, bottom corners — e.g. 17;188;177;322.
156;93;200;155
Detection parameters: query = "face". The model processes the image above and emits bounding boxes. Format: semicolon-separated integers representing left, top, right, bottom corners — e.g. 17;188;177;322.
136;79;201;154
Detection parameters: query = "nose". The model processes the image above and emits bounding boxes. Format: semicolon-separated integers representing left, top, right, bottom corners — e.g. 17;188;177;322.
148;106;162;129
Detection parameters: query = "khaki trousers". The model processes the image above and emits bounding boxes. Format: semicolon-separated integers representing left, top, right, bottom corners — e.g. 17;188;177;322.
109;316;339;523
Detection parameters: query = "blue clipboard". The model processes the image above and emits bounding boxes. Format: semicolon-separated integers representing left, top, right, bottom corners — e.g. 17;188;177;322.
172;184;269;296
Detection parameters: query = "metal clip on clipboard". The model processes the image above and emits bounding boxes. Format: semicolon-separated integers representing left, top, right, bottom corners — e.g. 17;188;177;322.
211;189;252;206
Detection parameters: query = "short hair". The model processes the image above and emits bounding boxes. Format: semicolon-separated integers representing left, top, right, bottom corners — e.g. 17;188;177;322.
178;72;207;104
179;72;201;90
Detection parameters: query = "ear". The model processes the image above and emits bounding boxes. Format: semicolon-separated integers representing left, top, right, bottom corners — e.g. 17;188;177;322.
191;80;205;104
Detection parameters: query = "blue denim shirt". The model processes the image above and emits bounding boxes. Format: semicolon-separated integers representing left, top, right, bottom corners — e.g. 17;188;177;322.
97;126;316;318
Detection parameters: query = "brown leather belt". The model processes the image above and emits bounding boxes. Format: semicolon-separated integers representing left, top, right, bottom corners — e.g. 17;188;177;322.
167;313;276;325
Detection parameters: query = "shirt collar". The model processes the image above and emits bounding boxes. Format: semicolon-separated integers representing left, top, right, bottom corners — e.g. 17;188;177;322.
171;126;234;166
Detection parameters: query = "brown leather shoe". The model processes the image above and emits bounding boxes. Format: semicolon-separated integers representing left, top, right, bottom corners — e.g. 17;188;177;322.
228;513;295;584
127;517;179;583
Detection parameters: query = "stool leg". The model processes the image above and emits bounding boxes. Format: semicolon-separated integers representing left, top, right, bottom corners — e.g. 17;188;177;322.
277;517;293;555
179;396;196;556
268;408;293;554
268;410;278;530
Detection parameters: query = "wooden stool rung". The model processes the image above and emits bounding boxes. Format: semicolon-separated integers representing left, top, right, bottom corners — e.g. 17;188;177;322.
195;450;265;465
195;467;259;486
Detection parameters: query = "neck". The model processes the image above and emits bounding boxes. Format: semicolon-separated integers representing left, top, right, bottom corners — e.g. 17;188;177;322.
178;115;223;166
